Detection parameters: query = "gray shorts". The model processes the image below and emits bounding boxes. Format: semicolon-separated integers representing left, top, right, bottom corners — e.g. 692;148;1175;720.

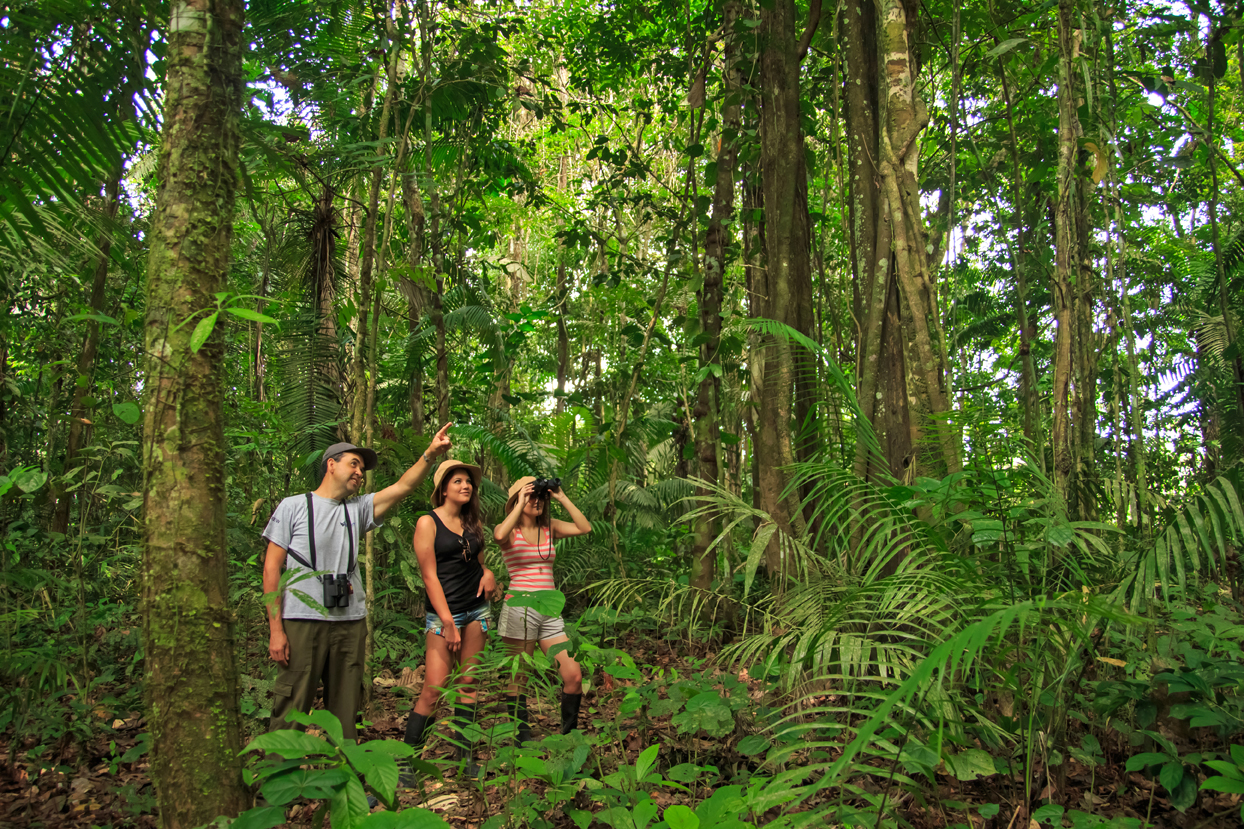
498;603;566;641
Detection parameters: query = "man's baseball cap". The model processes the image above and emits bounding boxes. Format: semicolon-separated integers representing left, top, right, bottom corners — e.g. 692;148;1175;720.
322;442;378;471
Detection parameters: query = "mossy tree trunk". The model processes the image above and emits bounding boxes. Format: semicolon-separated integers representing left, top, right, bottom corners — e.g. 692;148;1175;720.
140;0;249;824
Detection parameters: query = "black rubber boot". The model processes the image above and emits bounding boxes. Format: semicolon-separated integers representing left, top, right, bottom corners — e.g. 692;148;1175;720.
452;703;481;776
560;691;583;735
506;694;532;744
403;711;432;749
398;711;433;787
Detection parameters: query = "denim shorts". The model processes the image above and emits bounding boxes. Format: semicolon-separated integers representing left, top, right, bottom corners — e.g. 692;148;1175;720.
425;603;490;636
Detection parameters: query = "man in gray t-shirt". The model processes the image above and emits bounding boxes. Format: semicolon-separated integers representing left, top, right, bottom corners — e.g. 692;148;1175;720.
261;423;458;740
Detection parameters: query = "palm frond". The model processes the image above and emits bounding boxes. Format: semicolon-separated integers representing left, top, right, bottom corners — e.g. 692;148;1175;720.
1114;470;1244;609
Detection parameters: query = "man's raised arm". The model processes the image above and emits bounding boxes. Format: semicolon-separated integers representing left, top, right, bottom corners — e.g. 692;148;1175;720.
372;422;453;520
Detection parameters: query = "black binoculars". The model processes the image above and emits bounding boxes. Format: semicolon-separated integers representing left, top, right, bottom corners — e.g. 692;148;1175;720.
322;573;352;608
532;477;561;499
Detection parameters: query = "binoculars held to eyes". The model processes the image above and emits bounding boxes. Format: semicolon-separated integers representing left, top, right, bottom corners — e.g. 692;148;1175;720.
532;478;562;499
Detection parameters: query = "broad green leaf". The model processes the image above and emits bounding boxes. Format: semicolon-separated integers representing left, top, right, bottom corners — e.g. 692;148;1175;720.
505;589;565;617
331;774;370;828
245;729;335;758
635;743;660;782
286;709;345;746
664;805;699;829
987;37;1027;58
945;748;997;781
1031;803;1064;824
226;306;279;325
359;810;452;829
14;468;48;494
1124;752;1170;772
260;767;349;805
190;311;218;353
363;754;399;803
736;735;771;756
1201;776;1244;794
66;312;120;326
1170;772;1197;812
672;692;733;738
231;806;286;829
1159;760;1184;793
112;401;141;424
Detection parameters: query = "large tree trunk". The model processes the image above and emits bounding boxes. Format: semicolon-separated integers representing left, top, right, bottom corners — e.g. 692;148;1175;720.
844;0;910;483
754;0;817;583
690;0;740;592
140;0;248;823
1052;0;1081;505
876;0;959;477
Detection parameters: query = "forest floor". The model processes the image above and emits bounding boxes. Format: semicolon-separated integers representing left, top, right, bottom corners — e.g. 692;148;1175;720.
1;631;1238;828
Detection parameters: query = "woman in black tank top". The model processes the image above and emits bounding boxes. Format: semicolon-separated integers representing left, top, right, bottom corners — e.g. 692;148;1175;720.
402;460;495;776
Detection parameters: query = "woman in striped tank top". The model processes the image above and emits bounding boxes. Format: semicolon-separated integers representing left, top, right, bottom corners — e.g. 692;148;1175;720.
493;476;592;741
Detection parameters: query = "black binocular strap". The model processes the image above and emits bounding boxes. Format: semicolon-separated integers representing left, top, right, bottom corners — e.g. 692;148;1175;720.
299;492;356;575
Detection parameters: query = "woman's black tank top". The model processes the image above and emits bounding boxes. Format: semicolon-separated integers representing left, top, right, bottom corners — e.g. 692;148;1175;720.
425;511;486;616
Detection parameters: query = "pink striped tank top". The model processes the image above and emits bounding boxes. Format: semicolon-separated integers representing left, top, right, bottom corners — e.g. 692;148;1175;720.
500;527;556;598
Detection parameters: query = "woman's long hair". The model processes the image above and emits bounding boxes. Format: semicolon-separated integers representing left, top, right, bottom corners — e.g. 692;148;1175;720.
435;467;488;553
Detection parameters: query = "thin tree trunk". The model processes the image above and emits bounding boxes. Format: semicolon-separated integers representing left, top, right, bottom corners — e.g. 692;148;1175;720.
140;0;248;821
415;0;450;427
351;15;400;443
52;168;122;535
1052;0;1081;505
555;153;571;415
1206;25;1244;446
992;24;1044;470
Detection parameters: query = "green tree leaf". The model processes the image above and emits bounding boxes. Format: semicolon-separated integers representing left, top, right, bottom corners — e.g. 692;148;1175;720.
663;805;699;829
671;692;733;738
505;589;565;617
244;729;335;758
190;311;218;353
226;306;279;324
112;401;141;424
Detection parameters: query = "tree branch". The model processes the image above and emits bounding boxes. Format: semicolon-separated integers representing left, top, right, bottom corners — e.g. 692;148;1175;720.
796;0;822;63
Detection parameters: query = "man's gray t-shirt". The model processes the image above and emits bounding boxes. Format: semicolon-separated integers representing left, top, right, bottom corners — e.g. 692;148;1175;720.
262;493;381;622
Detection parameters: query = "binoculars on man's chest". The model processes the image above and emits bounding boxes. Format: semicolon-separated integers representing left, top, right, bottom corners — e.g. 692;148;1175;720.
322;573;353;608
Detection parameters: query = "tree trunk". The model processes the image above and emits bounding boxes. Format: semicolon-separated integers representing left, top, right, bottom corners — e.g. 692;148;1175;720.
876;0;959;477
52;168;122;535
844;0;911;484
555;153;571;415
1052;0;1081;505
992;26;1044;471
140;0;248;822
755;0;816;583
401;138;432;436
690;0;740;592
351;18;400;443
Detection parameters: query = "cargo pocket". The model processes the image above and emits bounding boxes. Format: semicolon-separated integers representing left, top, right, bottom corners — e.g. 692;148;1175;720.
269;673;305;726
